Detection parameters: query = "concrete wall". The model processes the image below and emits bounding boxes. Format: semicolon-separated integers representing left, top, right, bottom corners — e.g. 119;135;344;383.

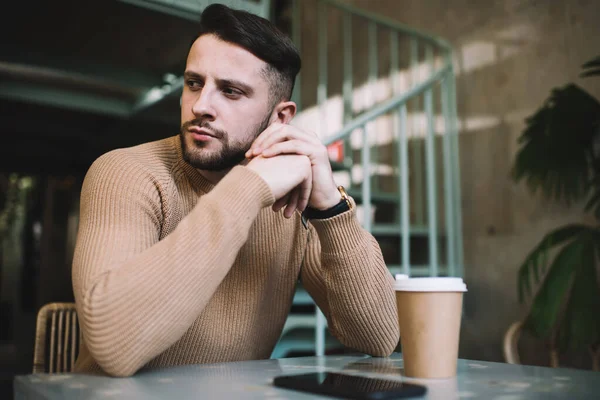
321;0;600;365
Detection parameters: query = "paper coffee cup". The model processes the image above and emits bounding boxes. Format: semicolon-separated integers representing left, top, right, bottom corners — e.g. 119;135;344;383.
394;277;467;379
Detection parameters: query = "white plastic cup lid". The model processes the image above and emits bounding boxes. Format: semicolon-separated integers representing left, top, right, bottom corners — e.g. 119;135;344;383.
393;277;467;292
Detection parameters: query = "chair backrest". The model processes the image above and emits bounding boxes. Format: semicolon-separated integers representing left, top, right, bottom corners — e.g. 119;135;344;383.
503;320;523;365
33;302;80;373
504;320;565;368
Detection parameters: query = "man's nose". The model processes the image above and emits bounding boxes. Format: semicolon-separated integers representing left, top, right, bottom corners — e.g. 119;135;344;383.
191;89;216;120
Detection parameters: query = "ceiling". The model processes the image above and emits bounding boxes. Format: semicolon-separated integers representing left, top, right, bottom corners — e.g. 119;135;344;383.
0;0;284;175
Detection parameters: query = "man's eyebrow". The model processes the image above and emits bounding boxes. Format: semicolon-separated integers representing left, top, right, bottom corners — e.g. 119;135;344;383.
184;71;202;80
217;78;255;96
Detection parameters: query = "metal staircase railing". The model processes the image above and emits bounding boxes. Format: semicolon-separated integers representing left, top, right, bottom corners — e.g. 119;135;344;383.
291;0;463;279
282;0;464;357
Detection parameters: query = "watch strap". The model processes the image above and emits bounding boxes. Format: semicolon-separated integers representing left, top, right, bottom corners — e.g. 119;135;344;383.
302;186;352;222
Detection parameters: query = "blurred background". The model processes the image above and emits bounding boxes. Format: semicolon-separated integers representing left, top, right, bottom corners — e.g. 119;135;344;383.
1;0;599;396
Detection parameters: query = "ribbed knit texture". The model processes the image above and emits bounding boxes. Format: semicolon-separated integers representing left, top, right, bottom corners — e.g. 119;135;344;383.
72;135;399;377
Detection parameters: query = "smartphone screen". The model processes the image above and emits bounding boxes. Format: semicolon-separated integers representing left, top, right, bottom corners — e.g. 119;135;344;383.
273;372;427;399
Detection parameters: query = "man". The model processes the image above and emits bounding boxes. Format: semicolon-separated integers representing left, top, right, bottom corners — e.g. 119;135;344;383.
72;3;399;377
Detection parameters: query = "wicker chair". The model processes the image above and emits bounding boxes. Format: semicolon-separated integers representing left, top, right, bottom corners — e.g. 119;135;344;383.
504;320;562;368
33;302;81;373
503;321;523;364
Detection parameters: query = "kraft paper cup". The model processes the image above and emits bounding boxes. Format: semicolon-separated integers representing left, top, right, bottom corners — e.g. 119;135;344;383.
394;277;467;379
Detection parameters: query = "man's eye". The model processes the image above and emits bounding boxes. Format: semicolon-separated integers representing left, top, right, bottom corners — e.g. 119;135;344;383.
187;80;202;89
223;87;242;96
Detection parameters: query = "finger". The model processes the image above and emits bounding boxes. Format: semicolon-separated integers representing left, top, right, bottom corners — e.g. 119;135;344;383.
272;193;289;212
261;140;315;159
251;126;289;156
251;126;320;157
246;123;284;157
263;128;321;152
284;187;300;218
297;174;312;212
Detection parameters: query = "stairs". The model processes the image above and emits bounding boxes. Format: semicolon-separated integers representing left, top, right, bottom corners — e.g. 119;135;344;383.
295;0;462;277
274;0;463;358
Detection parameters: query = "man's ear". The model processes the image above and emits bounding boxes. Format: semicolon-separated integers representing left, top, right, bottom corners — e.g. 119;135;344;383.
272;101;297;124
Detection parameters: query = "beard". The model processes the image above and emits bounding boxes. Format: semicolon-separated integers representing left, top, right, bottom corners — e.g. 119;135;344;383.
180;112;272;171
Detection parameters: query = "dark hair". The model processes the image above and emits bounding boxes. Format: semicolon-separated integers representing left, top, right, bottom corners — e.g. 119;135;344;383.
195;3;301;104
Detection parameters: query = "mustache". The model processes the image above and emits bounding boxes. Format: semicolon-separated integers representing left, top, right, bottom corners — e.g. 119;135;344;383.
181;119;226;139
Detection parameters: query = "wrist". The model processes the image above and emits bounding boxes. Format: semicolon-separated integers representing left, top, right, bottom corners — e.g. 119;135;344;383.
313;189;345;211
303;186;352;221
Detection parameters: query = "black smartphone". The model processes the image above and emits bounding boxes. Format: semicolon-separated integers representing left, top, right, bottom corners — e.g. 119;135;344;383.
273;372;427;399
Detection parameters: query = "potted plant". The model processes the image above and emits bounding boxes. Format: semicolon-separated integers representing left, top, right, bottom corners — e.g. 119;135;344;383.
512;55;600;370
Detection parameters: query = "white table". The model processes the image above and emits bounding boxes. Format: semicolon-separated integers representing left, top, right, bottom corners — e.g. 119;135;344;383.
14;353;600;399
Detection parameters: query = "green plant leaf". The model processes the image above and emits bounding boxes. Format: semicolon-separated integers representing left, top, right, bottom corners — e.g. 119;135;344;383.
523;237;584;339
517;224;587;303
581;55;600;78
556;230;600;351
581;68;600;78
582;55;600;67
511;84;600;206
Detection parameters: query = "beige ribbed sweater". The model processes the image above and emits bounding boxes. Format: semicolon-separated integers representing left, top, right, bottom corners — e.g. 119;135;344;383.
72;135;399;377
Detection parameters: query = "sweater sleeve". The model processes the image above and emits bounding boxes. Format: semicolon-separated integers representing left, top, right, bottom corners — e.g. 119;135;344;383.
299;199;400;357
72;152;274;377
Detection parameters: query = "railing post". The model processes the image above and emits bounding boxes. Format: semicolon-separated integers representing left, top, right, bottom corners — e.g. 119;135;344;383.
424;44;438;276
316;0;328;358
343;11;353;167
317;1;328;137
441;68;456;277
368;21;378;104
362;124;372;233
367;20;378;192
390;31;405;273
390;32;399;93
449;61;464;278
315;306;325;356
410;37;424;226
398;104;410;275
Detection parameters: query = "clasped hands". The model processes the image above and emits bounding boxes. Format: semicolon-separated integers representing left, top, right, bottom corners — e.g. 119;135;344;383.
245;123;340;218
